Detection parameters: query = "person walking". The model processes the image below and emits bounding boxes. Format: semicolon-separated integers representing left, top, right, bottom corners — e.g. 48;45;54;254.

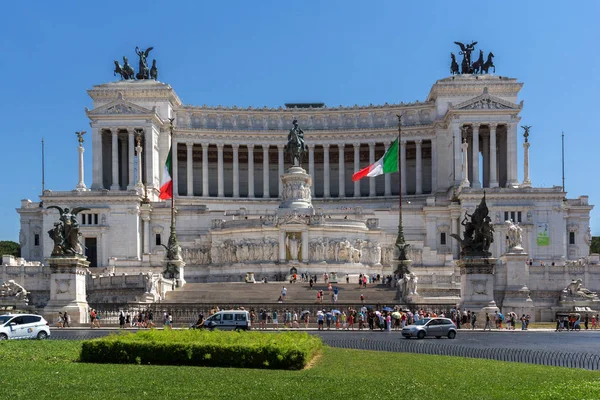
520;314;527;330
471;312;477;330
281;286;287;302
119;311;125;329
360;293;365;305
63;311;70;328
484;313;491;331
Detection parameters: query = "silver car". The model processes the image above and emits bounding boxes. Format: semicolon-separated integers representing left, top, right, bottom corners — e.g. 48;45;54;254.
402;317;457;339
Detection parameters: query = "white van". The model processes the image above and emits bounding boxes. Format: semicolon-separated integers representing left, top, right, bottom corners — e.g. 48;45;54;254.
204;310;251;331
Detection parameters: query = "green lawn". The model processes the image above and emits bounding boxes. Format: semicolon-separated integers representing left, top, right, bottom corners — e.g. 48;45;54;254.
2;340;600;399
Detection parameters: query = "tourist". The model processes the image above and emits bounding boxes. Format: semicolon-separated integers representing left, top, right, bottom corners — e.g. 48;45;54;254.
386;313;392;332
281;286;287;302
63;311;70;328
119;311;125;329
358;311;365;330
585;314;589;330
94;310;101;328
471;312;477;330
293;311;299;328
346;274;350;284
126;313;131;328
303;312;309;328
347;311;354;330
317;312;324;331
592;315;597;330
341;312;347;329
324;273;328;284
360;293;365;305
272;310;278;330
484;313;491;331
167;313;173;329
309;277;314;289
249;310;256;329
89;309;96;328
325;312;332;330
56;312;63;328
286;309;292;328
317;291;322;303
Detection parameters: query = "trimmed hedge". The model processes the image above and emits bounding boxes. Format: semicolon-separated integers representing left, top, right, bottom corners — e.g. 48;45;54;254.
80;330;322;370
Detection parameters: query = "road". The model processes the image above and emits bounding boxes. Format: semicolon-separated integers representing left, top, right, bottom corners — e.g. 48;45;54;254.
49;328;600;355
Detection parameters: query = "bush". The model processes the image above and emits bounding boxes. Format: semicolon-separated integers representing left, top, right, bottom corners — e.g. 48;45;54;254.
80;330;322;370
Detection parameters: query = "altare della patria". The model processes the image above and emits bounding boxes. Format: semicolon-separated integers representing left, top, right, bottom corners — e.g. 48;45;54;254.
1;42;597;324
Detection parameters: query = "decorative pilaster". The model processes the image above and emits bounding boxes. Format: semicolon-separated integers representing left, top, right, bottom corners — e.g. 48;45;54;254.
202;143;209;197
323;144;330;198
186;142;194;196
453;123;462;186
232;144;240;197
119;136;127;189
91;127;102;190
248;144;255;198
353;143;360;197
110;129;119;190
415;139;423;195
461;138;470;188
263;144;270;198
369;142;376;197
217;143;224;197
472;123;481;188
489;123;499;188
338;144;345;197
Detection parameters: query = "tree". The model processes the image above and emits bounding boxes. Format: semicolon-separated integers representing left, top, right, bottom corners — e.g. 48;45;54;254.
0;240;20;257
591;237;600;255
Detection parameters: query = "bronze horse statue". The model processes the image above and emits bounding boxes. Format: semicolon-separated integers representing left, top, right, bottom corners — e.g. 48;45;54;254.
482;52;495;74
471;50;484;74
450;53;459;75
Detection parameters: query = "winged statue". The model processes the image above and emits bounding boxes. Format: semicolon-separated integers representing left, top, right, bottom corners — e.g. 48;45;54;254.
46;206;90;256
135;46;154;79
454;41;478;74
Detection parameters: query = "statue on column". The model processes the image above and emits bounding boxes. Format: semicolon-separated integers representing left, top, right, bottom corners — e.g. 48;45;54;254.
75;131;85;145
286;119;306;167
46;206;90;256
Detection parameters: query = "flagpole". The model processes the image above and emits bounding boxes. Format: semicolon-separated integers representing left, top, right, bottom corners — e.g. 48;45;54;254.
41;138;45;194
561;131;565;193
169;118;175;230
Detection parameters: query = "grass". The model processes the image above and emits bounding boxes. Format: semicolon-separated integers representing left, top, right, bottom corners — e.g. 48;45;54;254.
2;340;600;399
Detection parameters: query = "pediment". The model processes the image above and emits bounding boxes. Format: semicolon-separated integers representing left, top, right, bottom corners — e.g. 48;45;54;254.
86;93;153;116
453;88;522;111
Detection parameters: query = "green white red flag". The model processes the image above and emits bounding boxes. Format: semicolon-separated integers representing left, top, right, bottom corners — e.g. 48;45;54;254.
159;147;173;200
352;138;399;181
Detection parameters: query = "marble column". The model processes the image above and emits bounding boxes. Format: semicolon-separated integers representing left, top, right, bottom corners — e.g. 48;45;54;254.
453;123;462;186
482;134;489;188
278;144;284;197
430;138;437;193
128;130;135;189
400;140;407;195
217;143;224;197
120;136;127;189
489;123;499;188
461;138;470;188
202;143;209;197
508;122;519;186
450;214;459;259
323;144;330;198
384;142;391;196
263;144;270;198
135;137;143;188
248;144;255;198
472;123;481;188
110;129;119;190
308;144;315;192
353;143;360;197
91;127;102;190
522;139;532;187
232;144;240;197
143;216;150;254
76;142;87;191
369;142;376;197
415;139;423;195
186;142;194;196
338;144;345;197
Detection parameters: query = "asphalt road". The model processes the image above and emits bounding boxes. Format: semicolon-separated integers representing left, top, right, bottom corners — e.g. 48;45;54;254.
48;328;600;355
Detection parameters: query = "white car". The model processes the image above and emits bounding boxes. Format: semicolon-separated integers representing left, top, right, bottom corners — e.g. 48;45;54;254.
0;314;51;340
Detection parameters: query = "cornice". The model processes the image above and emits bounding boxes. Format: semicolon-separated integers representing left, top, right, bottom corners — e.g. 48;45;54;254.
176;101;435;113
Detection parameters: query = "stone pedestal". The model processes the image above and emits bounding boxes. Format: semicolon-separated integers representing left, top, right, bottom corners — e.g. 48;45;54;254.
499;251;535;319
458;257;499;320
43;256;90;325
278;166;313;215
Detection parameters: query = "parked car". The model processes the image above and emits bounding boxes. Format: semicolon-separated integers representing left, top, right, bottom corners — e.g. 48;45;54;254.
204;310;251;331
0;314;51;340
402;317;456;339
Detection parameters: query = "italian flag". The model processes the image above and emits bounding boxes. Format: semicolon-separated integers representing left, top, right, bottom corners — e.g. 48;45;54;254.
159;147;173;200
352;138;399;181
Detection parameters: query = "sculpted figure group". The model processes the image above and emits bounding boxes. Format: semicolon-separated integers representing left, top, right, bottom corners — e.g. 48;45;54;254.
451;41;495;75
450;194;495;258
114;46;158;81
47;206;89;256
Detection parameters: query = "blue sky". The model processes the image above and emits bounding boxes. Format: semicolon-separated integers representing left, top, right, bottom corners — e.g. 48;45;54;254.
0;1;599;241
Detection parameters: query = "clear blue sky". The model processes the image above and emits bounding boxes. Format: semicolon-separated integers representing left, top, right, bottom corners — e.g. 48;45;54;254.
0;1;599;241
